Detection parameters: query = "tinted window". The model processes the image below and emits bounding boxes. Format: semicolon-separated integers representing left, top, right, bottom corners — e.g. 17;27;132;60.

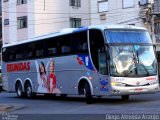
2;31;88;62
59;35;72;55
45;37;58;56
22;40;45;59
15;45;23;60
2;47;11;62
72;31;88;54
89;29;108;74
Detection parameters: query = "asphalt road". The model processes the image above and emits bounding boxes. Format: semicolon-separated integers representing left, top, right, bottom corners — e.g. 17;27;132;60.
0;92;160;120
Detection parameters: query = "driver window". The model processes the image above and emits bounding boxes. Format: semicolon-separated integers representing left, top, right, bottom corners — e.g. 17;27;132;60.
89;29;108;75
98;47;108;75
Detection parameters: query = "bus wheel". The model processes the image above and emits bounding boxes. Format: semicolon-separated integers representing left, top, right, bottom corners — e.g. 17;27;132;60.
16;82;24;98
25;82;35;98
84;82;93;104
121;95;129;101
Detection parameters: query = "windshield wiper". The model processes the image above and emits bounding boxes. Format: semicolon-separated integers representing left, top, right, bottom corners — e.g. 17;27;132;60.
121;51;137;77
122;51;150;77
137;59;150;76
135;50;150;76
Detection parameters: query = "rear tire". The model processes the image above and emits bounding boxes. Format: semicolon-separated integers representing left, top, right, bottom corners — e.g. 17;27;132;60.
25;82;35;99
16;82;24;98
121;95;129;101
84;82;93;104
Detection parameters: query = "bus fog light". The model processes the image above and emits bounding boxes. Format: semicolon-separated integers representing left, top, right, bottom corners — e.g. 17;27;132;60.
111;82;125;87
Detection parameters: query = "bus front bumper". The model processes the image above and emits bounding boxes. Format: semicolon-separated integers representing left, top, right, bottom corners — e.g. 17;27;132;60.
109;84;159;96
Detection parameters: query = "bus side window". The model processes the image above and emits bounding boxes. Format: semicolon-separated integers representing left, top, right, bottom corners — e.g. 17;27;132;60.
61;46;71;53
59;35;72;55
46;38;58;56
72;31;88;54
35;40;44;58
14;45;22;60
3;47;13;62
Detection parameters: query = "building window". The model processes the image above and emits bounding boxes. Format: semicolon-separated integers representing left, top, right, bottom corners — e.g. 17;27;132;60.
70;18;81;28
4;19;9;25
17;0;27;5
98;0;108;13
3;0;9;2
70;0;81;7
155;22;160;34
123;0;135;9
17;16;27;29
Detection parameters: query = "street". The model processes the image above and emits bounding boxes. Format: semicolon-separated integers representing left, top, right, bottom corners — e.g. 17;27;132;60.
0;92;160;120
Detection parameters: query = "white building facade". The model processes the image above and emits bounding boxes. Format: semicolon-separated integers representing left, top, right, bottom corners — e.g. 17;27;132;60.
2;0;90;44
2;0;145;44
91;0;144;26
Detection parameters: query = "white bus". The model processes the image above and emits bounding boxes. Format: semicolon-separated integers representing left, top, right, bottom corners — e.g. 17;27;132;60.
2;24;159;104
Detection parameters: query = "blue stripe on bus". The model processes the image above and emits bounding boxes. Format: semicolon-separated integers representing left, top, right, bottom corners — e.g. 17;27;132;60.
77;54;95;71
73;27;88;33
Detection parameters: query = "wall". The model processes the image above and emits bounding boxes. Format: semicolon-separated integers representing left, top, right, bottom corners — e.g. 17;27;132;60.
34;0;90;37
91;0;143;26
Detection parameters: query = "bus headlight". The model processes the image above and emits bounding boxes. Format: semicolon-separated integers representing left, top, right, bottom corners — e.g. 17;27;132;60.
149;81;158;85
111;82;125;87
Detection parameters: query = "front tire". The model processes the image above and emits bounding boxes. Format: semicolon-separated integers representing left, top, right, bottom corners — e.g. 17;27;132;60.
84;82;93;104
121;95;129;101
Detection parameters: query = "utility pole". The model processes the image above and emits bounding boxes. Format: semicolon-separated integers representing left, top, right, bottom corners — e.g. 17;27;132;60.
44;0;46;11
139;1;154;41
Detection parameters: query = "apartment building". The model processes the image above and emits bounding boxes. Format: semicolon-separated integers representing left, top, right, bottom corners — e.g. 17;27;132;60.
2;0;90;44
91;0;144;26
2;0;146;44
154;0;160;44
0;0;2;46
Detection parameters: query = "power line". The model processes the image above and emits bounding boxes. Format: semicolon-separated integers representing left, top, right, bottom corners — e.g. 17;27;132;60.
2;0;141;10
2;1;141;15
3;15;141;27
3;10;140;24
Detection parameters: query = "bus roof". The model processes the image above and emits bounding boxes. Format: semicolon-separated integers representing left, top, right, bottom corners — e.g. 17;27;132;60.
2;24;147;48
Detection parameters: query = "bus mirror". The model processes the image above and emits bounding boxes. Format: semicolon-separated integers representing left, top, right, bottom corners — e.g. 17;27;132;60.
153;44;156;51
105;46;110;60
106;50;110;60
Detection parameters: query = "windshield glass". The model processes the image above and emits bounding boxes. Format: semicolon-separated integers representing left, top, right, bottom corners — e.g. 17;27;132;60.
105;29;157;77
105;29;152;44
109;45;157;77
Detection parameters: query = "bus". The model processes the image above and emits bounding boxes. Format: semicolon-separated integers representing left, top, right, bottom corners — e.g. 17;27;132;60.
0;66;2;92
1;24;159;104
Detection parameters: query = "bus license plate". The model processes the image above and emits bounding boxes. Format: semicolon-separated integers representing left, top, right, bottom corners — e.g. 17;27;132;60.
129;88;147;93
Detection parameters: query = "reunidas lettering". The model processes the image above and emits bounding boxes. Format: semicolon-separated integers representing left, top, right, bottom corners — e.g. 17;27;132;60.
7;62;30;72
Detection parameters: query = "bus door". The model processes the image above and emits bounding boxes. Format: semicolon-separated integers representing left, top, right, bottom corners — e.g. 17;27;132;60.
89;29;109;95
156;50;160;84
98;47;110;95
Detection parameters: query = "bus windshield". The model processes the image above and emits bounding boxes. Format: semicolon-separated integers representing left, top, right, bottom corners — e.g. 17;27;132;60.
105;29;152;44
105;30;157;77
